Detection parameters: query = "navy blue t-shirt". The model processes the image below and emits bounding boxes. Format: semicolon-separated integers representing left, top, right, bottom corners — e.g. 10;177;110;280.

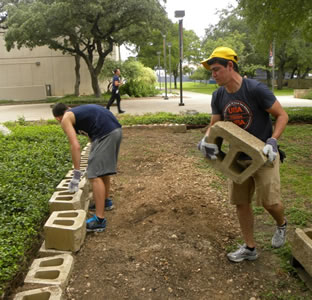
70;104;121;141
211;78;276;142
112;75;120;92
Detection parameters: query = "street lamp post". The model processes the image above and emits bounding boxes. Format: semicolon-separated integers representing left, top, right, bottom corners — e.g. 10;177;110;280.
163;34;168;100
157;51;161;90
167;42;172;93
175;10;185;106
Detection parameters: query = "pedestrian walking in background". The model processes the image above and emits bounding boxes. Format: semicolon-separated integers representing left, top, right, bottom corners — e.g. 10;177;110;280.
106;68;125;114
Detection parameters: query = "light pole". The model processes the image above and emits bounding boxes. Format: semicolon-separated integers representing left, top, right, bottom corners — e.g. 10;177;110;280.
157;51;161;90
175;10;185;106
167;42;172;93
163;34;168;100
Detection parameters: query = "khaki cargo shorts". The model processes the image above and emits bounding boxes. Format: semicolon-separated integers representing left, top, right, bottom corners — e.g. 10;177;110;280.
229;154;281;207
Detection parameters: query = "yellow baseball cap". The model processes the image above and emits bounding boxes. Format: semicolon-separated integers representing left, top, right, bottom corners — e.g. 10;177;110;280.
201;47;238;70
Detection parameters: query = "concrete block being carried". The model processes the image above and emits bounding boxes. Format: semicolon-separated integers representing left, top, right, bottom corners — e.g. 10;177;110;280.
206;121;268;184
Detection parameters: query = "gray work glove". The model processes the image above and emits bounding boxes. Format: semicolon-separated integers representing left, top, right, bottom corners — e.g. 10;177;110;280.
198;137;219;160
263;137;278;162
68;169;81;192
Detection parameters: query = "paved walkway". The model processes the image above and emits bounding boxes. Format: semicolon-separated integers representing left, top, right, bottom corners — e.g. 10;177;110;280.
0;91;311;122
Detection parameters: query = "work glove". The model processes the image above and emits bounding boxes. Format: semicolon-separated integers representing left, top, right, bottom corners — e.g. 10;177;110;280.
198;137;219;160
68;169;81;193
263;137;278;162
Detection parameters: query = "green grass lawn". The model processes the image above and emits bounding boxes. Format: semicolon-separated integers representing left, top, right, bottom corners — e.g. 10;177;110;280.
174;81;294;96
279;124;312;226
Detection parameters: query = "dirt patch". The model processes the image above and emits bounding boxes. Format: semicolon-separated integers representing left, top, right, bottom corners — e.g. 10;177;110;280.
14;128;312;299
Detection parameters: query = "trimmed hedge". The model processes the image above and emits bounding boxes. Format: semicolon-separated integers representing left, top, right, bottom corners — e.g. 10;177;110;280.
284;107;312;123
117;112;211;126
0;123;87;297
117;107;312;126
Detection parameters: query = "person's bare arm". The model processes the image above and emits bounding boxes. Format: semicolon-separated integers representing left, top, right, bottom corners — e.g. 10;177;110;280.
114;79;122;87
266;100;289;139
61;111;81;170
204;114;222;137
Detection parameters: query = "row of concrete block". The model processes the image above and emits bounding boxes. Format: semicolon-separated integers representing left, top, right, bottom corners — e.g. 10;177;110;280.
14;144;92;300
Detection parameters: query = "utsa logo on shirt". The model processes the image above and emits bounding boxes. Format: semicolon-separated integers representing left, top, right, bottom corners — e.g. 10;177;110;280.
223;100;253;129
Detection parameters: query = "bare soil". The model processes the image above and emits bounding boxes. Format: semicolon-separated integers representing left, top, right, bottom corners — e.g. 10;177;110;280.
14;127;312;300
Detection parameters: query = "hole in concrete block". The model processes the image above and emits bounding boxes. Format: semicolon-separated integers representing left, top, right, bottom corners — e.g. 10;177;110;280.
22;292;51;300
220;138;230;157
55;196;74;201
58;191;75;195
57;212;79;218
54;220;75;226
229;151;251;174
39;258;64;267
306;231;312;239
34;270;60;280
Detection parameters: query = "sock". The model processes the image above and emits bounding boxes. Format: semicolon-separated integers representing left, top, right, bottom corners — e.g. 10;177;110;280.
279;220;287;228
246;246;255;251
97;217;105;223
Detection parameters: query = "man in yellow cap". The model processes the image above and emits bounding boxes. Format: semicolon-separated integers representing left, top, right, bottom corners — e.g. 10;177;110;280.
198;47;289;262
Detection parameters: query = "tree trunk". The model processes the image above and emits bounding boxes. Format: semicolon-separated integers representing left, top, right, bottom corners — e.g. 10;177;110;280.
301;67;310;79
90;71;102;97
277;70;283;90
277;67;285;90
290;67;297;79
74;55;81;96
172;70;178;89
83;57;102;97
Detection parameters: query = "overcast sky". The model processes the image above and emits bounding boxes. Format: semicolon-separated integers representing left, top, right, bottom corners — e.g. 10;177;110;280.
165;0;238;38
120;0;238;59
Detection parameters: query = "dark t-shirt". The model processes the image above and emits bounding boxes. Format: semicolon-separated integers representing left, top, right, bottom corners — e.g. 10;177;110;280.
211;78;276;142
70;104;121;141
112;75;120;93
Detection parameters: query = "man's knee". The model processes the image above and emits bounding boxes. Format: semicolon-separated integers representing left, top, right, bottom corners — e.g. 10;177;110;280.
263;202;283;212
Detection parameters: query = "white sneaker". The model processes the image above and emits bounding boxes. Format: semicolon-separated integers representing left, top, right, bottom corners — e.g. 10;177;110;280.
272;221;287;248
227;244;258;262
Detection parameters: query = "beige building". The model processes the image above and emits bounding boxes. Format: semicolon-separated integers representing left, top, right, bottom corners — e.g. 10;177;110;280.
0;32;119;100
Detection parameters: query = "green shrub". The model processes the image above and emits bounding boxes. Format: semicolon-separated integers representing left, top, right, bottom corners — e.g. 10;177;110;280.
52;94;111;105
285;107;312;123
116;108;312;126
0;123;87;296
120;79;158;97
117;112;211;125
119;60;158;97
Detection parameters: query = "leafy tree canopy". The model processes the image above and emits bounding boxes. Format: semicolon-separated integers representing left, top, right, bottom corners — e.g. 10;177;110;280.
3;0;168;96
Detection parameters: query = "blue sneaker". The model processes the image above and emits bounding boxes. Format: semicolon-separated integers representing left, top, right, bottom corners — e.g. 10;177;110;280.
88;198;114;211
86;215;106;232
105;198;114;211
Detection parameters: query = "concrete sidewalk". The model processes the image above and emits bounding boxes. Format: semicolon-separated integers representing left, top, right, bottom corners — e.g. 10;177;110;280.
0;91;311;122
